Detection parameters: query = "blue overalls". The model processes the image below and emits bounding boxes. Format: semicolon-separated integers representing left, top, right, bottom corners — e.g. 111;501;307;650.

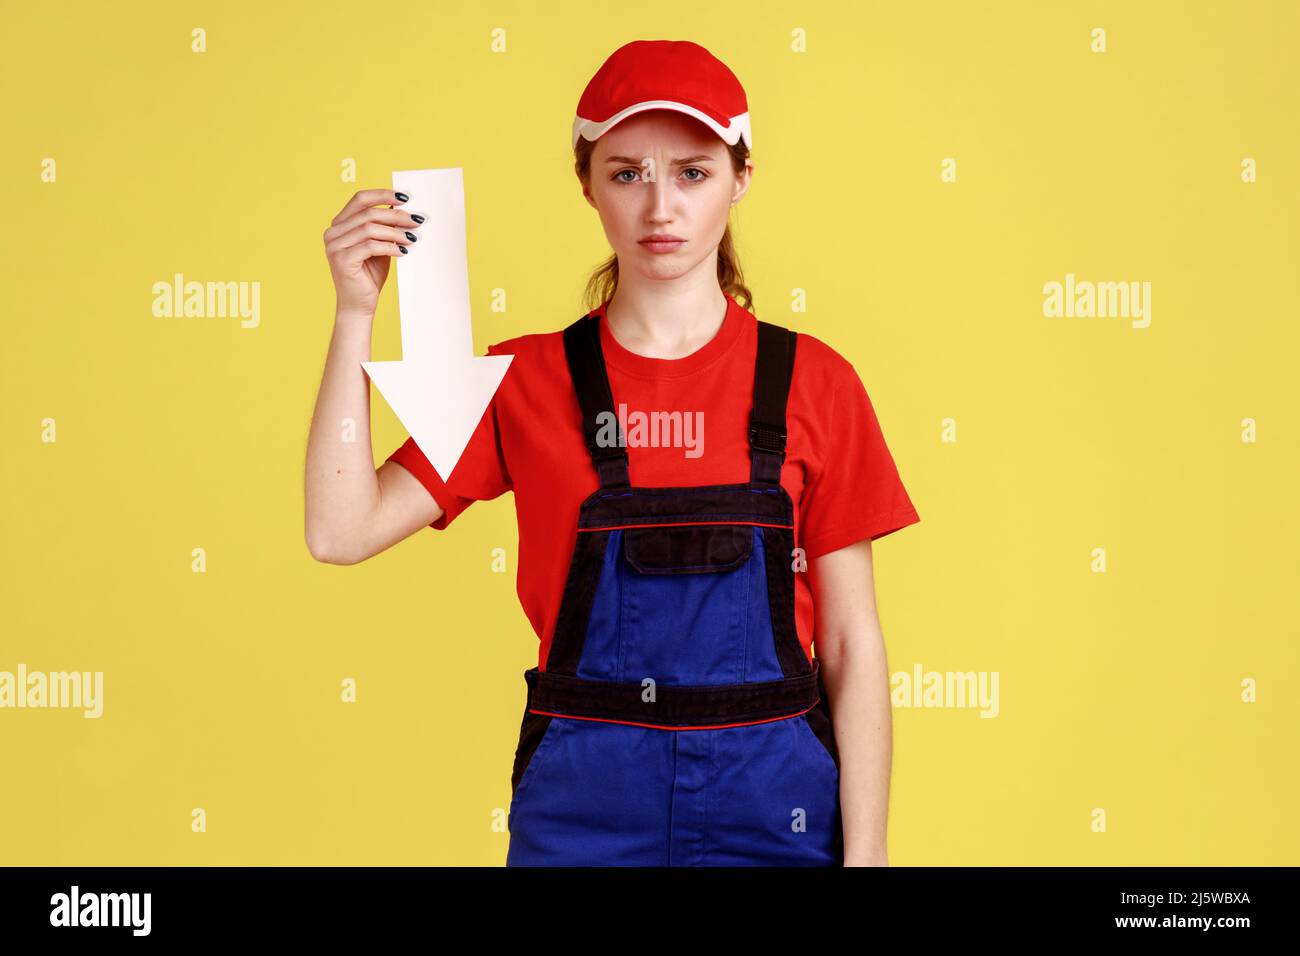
505;311;843;866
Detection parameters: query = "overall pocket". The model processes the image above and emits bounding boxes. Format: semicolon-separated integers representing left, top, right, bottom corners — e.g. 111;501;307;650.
622;524;752;574
615;523;762;685
508;715;563;823
510;709;556;796
707;716;843;866
797;710;841;777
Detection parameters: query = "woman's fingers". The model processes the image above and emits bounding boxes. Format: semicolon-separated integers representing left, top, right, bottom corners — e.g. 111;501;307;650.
323;188;425;316
323;205;424;244
329;188;409;227
325;219;420;261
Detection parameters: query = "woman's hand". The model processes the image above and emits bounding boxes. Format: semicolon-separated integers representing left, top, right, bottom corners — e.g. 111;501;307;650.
322;188;424;319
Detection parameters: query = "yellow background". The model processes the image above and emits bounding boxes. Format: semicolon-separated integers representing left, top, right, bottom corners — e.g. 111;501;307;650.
2;0;1297;865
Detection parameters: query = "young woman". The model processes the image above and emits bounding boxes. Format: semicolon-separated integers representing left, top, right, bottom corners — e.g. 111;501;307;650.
305;40;919;867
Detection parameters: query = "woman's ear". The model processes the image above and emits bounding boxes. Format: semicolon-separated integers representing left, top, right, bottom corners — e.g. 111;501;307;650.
731;160;754;206
578;172;598;210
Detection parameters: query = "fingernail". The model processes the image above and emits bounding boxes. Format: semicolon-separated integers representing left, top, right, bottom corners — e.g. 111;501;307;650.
410;213;426;224
394;192;410;203
405;231;418;242
398;245;408;254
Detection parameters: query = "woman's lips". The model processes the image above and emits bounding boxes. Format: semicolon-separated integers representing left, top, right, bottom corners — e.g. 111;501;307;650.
639;238;686;254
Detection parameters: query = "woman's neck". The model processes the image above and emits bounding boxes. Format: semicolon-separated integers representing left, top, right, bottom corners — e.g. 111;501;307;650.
604;281;730;361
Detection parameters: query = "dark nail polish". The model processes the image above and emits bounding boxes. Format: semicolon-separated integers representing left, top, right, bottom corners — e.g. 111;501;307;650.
398;245;408;254
411;213;426;224
394;192;410;203
405;231;417;242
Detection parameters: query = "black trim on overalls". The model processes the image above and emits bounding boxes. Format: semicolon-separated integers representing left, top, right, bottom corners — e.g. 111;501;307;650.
562;311;631;489
750;319;796;485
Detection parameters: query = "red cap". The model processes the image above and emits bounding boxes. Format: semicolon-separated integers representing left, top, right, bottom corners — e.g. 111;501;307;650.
572;40;752;150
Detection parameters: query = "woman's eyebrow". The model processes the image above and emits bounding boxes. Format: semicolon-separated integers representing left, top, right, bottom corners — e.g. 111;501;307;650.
604;154;718;165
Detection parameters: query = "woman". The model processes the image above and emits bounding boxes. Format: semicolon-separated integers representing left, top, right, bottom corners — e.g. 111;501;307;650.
305;40;919;867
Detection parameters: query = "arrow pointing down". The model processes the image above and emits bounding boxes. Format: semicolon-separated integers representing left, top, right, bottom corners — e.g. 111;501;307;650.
362;168;513;483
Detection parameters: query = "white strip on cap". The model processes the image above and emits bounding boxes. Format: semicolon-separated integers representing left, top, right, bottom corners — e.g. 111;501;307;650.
572;101;751;150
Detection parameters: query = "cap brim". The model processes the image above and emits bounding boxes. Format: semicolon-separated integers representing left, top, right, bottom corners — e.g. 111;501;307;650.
572;101;751;150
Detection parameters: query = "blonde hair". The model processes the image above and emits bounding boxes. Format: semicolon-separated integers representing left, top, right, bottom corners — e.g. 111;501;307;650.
573;134;755;315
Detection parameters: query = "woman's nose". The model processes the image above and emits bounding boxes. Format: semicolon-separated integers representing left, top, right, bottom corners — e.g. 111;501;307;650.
645;172;673;217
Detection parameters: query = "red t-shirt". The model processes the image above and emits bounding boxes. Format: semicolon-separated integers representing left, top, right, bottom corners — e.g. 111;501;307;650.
385;293;920;669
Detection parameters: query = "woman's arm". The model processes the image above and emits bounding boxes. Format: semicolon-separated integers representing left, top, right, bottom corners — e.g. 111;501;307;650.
807;537;893;866
304;188;443;565
303;315;444;564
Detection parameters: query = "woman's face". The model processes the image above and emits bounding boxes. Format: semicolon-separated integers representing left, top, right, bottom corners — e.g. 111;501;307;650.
582;109;751;282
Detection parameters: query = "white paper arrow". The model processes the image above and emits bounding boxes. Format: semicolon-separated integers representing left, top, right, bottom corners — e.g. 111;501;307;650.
362;168;513;482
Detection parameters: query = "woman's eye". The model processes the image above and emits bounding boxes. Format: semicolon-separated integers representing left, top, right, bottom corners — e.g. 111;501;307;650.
612;167;708;183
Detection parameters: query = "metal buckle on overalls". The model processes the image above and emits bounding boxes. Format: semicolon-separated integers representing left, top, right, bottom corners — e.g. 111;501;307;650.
748;418;787;455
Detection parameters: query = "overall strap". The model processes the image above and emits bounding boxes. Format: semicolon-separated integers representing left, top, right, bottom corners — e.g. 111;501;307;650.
750;320;797;484
562;312;630;489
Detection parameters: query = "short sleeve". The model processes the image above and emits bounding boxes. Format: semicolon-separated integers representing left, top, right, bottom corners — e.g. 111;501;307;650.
798;366;920;560
384;347;513;531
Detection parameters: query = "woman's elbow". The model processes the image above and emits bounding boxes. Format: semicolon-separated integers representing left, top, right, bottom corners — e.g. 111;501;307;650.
305;524;360;565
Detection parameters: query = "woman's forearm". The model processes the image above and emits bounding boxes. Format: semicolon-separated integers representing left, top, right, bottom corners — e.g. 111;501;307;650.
303;310;382;562
818;622;893;866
